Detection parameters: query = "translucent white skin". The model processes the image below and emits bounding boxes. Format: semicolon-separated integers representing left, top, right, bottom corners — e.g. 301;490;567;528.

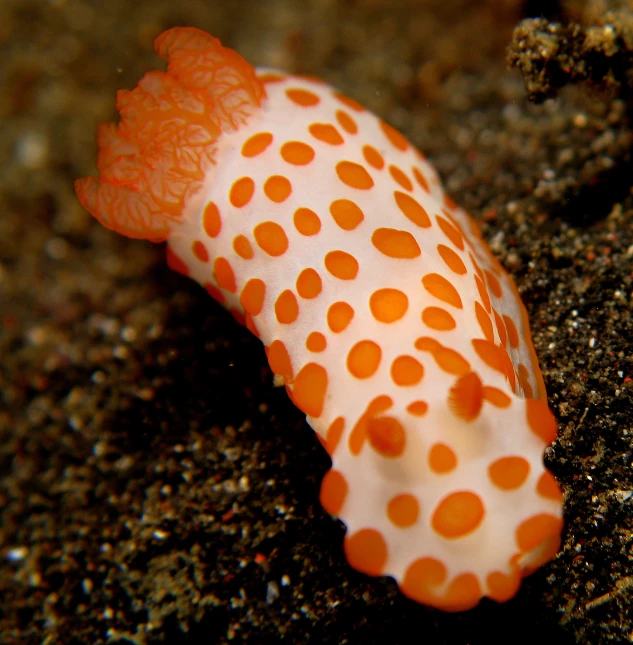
167;71;562;607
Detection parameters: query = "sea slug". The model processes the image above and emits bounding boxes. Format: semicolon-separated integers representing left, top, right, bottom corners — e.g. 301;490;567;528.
75;26;563;611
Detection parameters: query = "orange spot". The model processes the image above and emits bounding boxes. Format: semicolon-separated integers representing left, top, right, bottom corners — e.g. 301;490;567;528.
431;491;485;539
296;268;322;299
475;275;491;313
518;364;534;398
241;132;273;157
233;234;254;259
493;309;507;346
472;338;506;374
325;416;345;455
264;175;292;202
428;443;457;474
336;110;357;134
412;166;430;192
503;314;520;349
369;288;408;323
389;165;413;191
443;193;458;210
281;140;315;165
230;307;245;327
414;337;471;376
268;340;293;383
230;176;255;208
379;120;408;151
437;244;467;275
214;257;236;293
294;207;321;236
406;400;428;416
336;161;373;190
487;569;522;604
329;199;364;230
320;469;348;516
347;340;381;379
253;221;289;256
488;456;530;490
363;145;384;170
391;355;424;386
202;201;221;237
204;282;225;304
485;270;502;298
291;362;328;417
394;191;430;228
448;372;483;422
367;415;406;458
536;471;563;501
240;278;266;315
192;240;209;263
526;399;558;444
436;215;464;250
402;557;447;607
344;528;388;577
327;301;355;332
475;301;495;343
245;313;259;337
372;228;421;259
422;306;456;331
286;87;320;106
324;250;359;280
387;494;420;527
306;331;327;353
259;72;285;84
483;386;511;408
348;395;393;455
308;122;343;145
516;513;563;554
333;91;364;112
422;273;463;308
274;290;299;324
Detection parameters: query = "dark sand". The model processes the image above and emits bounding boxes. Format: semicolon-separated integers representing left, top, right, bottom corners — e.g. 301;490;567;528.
2;0;633;643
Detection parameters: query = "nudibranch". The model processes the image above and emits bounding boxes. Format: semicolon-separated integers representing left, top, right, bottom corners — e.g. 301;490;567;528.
75;27;563;611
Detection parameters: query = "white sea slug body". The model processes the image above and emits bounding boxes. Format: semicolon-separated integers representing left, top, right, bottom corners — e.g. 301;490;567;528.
75;27;563;611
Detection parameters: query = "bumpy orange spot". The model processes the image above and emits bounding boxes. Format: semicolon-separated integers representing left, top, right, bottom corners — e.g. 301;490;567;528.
325;416;345;455
233;234;254;259
333;91;364;112
475;301;495;343
230;176;255;208
264;175;292;202
367;415;406;457
394;191;430;228
432;491;485;539
240;278;266;315
485;270;503;298
504;314;520;348
422;306;455;331
389;165;413;191
406;400;428;416
291;363;328;417
281;141;315;165
448;371;483;422
294;207;321;236
363;145;384;169
241;132;273;157
274;290;299;324
422;273;463;308
192;240;209;263
516;514;563;554
526;399;558;444
306;331;327;353
369;288;408;323
387;494;419;527
372;228;421;259
336;110;357;134
483;386;511;408
327;301;355;332
436;215;464;250
329;199;364;230
253;221;289;256
296;268;322;299
344;529;388;577
380;120;408;151
348;395;393;455
488;456;530;490
325;250;359;280
428;443;457;474
536;471;563;501
214;257;236;293
286;87;320;106
308;122;343;145
391;355;424;386
320;469;348;516
347;340;381;379
437;244;467;275
336;161;373;190
202;201;221;237
268;340;293;383
412;166;430;192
